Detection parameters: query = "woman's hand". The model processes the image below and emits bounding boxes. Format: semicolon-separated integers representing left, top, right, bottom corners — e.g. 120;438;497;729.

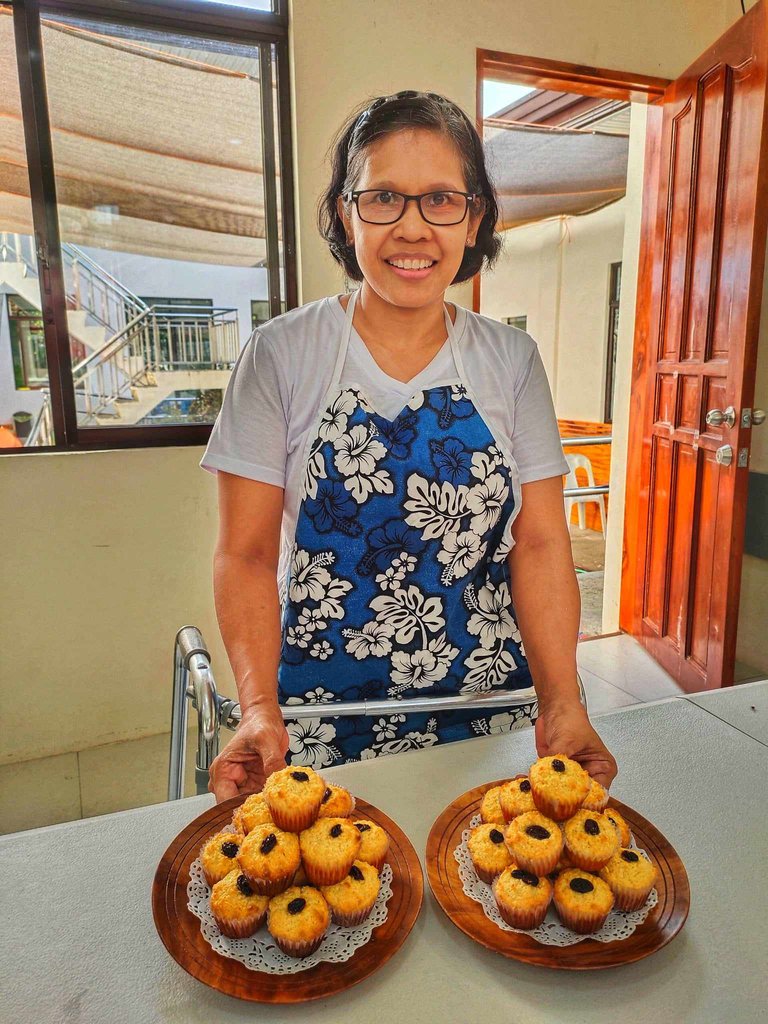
535;701;617;789
208;703;290;802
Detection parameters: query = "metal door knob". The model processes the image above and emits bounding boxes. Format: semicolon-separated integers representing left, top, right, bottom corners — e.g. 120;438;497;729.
751;409;766;426
715;445;733;466
706;406;736;428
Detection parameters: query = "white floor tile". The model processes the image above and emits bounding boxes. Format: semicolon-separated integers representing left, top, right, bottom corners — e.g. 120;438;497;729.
577;667;642;716
577;633;685;701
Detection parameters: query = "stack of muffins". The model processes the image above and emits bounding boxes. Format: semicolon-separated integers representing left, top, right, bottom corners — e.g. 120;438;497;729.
198;767;390;958
469;754;658;934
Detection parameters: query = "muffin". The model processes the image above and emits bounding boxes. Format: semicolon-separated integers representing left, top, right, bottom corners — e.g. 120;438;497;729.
237;823;300;896
504;811;563;876
563;810;619;872
267;886;330;958
317;783;356;819
210;869;269;938
529;755;591;821
319;861;381;926
493;865;553;930
200;829;246;887
232;792;273;835
263;766;326;832
581;777;609;811
300;817;362;885
467;823;513;884
479;785;506;826
600;848;658;911
499;776;536;821
352;820;389;872
553;869;615;933
604;807;632;848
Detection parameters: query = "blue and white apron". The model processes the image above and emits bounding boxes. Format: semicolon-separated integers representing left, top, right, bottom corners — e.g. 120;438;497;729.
278;288;536;767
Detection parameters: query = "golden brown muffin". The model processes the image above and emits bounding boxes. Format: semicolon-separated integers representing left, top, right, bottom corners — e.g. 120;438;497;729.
504;810;563;876
210;869;269;938
300;817;362;885
236;823;300;896
581;777;609;812
319;860;380;926
352;820;389;872
199;830;246;887
493;865;553;929
529;755;591;821
232;793;273;835
562;810;619;872
317;783;356;819
603;807;632;848
599;848;658;911
553;869;614;933
499;776;536;821
263;766;326;832
479;785;506;826
467;823;513;884
267;886;330;957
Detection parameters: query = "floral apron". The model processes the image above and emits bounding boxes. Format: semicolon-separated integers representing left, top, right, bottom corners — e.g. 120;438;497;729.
277;288;537;767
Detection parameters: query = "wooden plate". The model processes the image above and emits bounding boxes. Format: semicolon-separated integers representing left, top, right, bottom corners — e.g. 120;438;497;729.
426;780;690;970
153;796;423;1001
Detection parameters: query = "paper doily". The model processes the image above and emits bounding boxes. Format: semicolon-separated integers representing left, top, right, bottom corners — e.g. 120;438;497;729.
187;828;393;974
455;814;657;946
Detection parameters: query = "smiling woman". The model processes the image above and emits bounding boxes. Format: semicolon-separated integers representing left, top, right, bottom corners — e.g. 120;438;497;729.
200;90;617;799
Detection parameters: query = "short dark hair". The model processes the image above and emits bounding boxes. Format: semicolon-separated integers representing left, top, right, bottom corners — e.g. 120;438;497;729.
317;90;502;285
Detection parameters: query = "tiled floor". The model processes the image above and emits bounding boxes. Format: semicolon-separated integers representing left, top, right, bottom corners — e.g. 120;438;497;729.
576;632;686;716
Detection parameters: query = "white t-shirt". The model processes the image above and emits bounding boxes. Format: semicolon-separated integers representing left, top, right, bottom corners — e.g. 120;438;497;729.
200;292;569;586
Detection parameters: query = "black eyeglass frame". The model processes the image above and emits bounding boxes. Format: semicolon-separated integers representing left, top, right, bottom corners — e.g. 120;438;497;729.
342;189;480;226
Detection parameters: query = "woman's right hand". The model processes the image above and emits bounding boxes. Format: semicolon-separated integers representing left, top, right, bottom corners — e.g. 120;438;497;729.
208;702;290;802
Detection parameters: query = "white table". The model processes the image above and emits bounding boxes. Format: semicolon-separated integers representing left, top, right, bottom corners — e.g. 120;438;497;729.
684;677;768;746
3;688;768;1024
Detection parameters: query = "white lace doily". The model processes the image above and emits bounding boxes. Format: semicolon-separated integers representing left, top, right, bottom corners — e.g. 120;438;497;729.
187;827;393;974
455;814;657;946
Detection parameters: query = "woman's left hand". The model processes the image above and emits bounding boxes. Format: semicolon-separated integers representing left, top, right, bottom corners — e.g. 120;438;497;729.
535;702;618;789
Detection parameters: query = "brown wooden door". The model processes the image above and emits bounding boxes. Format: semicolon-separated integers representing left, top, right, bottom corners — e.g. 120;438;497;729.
622;1;768;691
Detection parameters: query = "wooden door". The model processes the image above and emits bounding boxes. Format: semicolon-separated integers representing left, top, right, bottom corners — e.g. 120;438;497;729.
622;1;768;690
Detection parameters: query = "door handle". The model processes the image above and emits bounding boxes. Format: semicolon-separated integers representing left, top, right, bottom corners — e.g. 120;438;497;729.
715;445;733;466
751;409;766;426
706;406;736;428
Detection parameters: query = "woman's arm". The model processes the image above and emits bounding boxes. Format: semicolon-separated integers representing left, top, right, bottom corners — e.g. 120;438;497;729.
208;471;290;800
507;475;617;788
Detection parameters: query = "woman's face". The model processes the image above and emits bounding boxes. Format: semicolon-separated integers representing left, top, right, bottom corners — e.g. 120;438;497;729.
337;127;484;309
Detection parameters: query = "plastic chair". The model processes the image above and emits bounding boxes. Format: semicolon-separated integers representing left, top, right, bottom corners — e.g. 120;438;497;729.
564;452;606;537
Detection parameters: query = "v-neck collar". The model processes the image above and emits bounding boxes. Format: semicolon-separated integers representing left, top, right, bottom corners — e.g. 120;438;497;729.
326;292;468;391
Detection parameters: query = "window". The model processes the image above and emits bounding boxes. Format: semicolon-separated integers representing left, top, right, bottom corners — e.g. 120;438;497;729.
604;262;622;423
251;298;286;329
504;315;528;331
2;0;294;452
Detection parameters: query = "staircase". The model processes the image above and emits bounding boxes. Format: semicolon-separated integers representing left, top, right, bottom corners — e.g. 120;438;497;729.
1;233;240;440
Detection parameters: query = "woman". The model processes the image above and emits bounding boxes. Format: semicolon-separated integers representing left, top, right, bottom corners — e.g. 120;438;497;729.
201;90;617;801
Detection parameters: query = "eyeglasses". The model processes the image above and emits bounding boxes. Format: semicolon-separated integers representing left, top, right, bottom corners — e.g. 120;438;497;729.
342;189;478;226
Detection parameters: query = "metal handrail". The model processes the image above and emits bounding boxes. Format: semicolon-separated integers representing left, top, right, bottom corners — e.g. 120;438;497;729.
168;625;588;800
24;391;54;447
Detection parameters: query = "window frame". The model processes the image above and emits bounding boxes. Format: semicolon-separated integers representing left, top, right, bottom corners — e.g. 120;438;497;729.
603;261;622;424
3;0;295;454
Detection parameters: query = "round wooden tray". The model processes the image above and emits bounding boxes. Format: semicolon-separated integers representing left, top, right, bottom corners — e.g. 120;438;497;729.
426;780;690;970
152;796;423;1002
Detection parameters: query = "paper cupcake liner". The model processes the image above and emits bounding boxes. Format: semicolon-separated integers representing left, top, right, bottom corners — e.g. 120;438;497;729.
612;886;655;912
212;909;266;939
506;847;561;877
359;851;388;873
330;901;377;928
531;791;584;822
239;869;296;897
471;861;508;885
554;900;612;934
494;896;550;931
566;848;616;873
202;867;234;888
302;858;355;886
272;933;327;958
266;802;321;833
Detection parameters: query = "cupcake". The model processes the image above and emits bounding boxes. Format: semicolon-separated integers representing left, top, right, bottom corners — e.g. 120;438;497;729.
581;777;609;811
600;848;658;911
467;823;513;884
529;755;591;821
493;865;553;929
267;886;330;958
563;810;619;872
210;869;269;938
232;792;273;835
479;785;506;826
300;817;362;885
263;766;326;832
604;807;632;848
499;776;536;821
317;783;356;819
237;823;300;896
319;861;381;926
504;811;563;877
200;830;246;887
352;820;389;872
553;869;615;934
